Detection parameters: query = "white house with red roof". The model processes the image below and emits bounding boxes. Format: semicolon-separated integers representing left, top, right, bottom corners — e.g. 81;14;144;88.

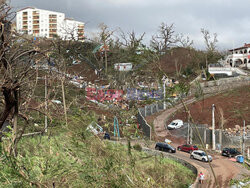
226;43;250;68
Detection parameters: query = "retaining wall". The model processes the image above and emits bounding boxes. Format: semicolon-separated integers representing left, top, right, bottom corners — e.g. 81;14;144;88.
190;76;250;95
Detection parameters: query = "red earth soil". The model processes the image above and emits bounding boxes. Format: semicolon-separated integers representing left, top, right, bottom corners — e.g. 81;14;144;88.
169;86;250;129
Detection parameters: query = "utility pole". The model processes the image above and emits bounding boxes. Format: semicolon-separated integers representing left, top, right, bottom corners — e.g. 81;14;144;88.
187;122;190;144
163;80;166;109
162;76;167;110
242;120;246;157
104;43;108;75
190;124;193;145
45;75;48;133
212;104;216;150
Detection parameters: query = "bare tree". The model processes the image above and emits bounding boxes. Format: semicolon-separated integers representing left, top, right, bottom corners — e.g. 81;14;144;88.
119;29;145;51
0;2;47;151
201;28;218;52
177;33;194;48
150;22;178;53
98;23;115;74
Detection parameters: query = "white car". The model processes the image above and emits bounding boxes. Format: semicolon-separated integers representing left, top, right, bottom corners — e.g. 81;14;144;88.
190;150;212;162
166;119;183;130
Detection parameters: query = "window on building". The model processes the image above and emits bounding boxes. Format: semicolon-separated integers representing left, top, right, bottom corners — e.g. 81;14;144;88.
244;49;247;53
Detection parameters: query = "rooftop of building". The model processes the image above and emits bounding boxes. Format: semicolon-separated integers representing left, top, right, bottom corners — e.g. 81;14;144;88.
229;43;250;51
17;7;35;12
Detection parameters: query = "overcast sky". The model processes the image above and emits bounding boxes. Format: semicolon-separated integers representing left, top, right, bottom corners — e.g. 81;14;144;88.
10;0;250;50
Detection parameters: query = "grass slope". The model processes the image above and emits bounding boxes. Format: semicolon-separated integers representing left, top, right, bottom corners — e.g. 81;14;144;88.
0;119;195;187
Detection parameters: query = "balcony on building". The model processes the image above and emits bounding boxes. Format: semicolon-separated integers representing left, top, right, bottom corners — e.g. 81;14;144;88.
33;25;39;30
49;14;57;19
49;24;57;28
33;20;40;25
49;19;57;23
32;11;39;15
22;21;28;25
33;16;39;20
49;29;57;33
33;30;39;34
22;26;28;30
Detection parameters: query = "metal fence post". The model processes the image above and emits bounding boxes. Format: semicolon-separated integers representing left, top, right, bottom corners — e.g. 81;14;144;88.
204;128;206;145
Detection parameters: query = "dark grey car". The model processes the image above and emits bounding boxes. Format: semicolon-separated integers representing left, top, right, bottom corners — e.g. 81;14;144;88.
155;142;176;153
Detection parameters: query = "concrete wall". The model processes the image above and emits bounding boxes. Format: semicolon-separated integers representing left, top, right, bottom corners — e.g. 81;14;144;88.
190;76;250;95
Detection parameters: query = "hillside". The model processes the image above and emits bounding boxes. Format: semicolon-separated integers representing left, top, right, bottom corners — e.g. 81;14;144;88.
1;116;195;187
169;86;250;129
146;47;204;78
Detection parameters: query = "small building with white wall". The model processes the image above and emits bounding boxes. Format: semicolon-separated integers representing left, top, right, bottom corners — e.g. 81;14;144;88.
114;63;133;71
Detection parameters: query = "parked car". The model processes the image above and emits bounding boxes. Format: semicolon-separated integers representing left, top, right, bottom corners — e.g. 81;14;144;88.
222;148;241;158
155;142;176;153
177;144;198;153
166;119;183;130
190;150;212;162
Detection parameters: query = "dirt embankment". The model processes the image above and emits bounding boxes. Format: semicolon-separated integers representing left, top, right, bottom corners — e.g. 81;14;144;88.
170;86;250;129
146;47;202;77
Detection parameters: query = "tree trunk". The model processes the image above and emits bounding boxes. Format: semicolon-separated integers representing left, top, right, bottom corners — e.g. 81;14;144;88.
104;41;108;75
61;78;68;127
0;87;16;129
12;89;18;156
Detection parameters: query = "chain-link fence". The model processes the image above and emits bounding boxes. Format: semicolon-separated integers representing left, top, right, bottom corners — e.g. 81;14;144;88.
138;102;164;117
172;124;250;149
137;110;152;140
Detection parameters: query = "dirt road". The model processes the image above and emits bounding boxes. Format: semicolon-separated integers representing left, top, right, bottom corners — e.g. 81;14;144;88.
153;98;196;137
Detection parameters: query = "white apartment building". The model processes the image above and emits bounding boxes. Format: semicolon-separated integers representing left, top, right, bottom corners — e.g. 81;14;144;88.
16;7;84;41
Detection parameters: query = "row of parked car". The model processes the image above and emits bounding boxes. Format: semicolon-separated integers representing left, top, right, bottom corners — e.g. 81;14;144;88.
155;142;241;162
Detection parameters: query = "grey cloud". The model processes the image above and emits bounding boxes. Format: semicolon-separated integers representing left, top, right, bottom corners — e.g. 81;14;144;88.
11;0;250;50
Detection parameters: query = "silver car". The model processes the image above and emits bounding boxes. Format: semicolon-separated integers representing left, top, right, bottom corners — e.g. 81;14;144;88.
190;150;212;162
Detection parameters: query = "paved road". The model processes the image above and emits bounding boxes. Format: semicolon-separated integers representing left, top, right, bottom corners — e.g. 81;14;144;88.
170;146;245;188
151;98;250;188
153;98;196;137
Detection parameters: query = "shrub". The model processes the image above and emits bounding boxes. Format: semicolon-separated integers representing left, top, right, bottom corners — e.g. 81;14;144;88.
133;144;142;152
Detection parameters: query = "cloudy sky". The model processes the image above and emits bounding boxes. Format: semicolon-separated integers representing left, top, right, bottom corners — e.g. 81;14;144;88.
10;0;250;50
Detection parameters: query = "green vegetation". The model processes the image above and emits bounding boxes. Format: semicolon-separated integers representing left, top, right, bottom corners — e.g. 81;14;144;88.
230;176;250;187
0;115;195;187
